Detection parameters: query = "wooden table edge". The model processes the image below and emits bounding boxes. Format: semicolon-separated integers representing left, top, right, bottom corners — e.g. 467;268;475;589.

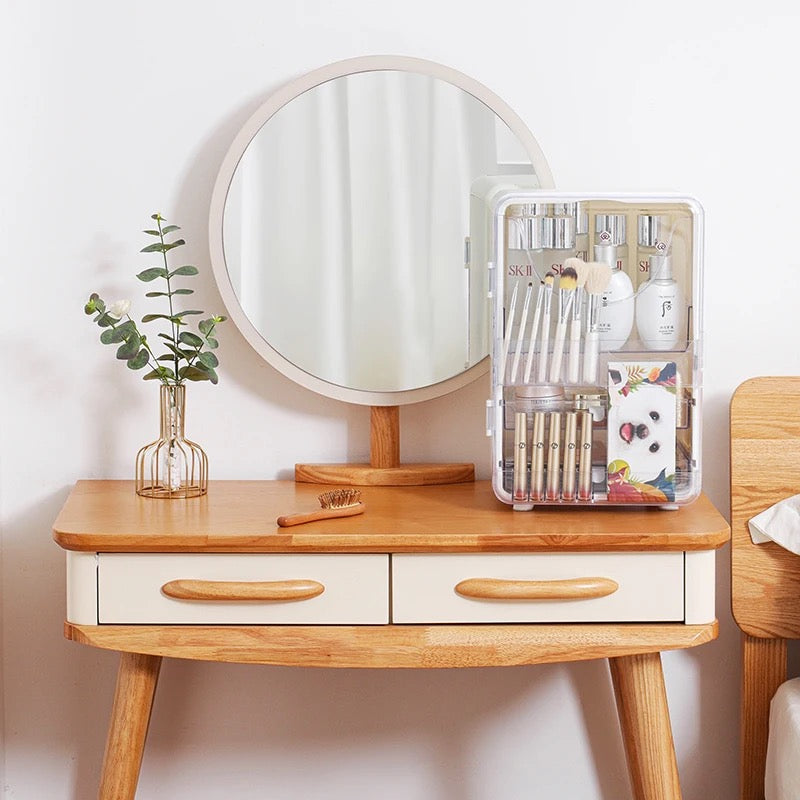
64;620;719;669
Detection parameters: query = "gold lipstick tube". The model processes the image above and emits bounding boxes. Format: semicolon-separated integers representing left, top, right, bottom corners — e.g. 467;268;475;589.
513;412;529;502
578;409;593;501
562;411;578;500
531;412;546;501
546;411;562;501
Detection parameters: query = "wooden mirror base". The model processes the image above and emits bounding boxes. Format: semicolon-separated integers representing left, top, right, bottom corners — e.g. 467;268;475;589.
295;406;475;486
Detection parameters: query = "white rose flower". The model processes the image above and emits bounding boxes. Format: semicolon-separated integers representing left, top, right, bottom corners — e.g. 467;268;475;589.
107;299;131;319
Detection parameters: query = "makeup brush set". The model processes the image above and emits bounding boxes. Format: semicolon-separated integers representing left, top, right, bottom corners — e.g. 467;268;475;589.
468;183;703;510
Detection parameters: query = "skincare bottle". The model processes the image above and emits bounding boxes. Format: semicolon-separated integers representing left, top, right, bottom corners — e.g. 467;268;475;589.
636;215;668;288
594;216;634;351
594;214;628;272
552;202;589;260
542;215;577;277
505;204;545;310
635;249;683;350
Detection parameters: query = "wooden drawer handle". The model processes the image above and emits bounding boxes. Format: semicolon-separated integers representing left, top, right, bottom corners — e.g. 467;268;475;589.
161;579;325;602
454;576;619;601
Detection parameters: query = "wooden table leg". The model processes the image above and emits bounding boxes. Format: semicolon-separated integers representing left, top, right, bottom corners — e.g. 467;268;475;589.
98;652;162;800
609;652;681;800
741;634;787;800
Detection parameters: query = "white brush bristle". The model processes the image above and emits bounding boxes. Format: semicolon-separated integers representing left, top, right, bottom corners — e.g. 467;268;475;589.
584;262;612;294
564;257;589;288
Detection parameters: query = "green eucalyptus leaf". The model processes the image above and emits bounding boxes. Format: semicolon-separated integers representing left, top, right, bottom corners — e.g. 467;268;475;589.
157;353;178;361
194;362;219;384
116;339;139;360
146;288;194;297
179;331;203;348
179;365;211;382
205;337;219;350
103;322;134;344
161;225;180;234
169;265;199;277
174;309;203;317
116;320;136;336
198;351;219;369
127;349;150;370
198;319;213;335
143;229;161;236
162;239;185;251
151;213;163;221
143;369;162;380
141;313;173;323
95;312;115;328
140;243;168;254
136;267;168;281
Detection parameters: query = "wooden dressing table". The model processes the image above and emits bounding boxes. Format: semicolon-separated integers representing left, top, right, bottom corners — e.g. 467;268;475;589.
53;480;728;800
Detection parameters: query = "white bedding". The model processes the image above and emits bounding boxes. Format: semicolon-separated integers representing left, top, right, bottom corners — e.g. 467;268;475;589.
766;677;800;800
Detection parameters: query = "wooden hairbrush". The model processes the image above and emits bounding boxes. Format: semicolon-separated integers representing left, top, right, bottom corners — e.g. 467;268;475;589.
276;489;365;527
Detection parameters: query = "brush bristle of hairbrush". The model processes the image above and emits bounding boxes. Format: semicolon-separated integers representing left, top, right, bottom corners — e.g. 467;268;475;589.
318;488;362;509
584;262;612;294
276;488;365;527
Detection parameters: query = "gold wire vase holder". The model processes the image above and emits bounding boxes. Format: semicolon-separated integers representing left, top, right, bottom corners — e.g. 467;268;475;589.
135;383;208;498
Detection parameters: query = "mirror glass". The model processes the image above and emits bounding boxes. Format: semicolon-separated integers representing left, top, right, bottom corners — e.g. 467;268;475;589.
214;60;552;401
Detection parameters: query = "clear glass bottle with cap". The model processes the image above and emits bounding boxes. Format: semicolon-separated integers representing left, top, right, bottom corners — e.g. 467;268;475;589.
541;214;577;277
636;214;668;288
504;203;546;310
553;202;589;261
594;214;634;351
635;247;683;350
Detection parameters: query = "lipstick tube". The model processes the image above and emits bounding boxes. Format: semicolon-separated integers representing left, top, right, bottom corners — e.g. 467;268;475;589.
562;411;578;500
530;412;546;501
513;412;529;502
578;409;593;501
546;411;562;501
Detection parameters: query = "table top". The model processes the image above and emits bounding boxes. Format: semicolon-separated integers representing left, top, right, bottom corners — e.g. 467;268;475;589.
53;480;729;553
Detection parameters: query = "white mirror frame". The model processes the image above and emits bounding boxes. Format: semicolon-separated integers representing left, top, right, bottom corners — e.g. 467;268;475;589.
209;55;554;406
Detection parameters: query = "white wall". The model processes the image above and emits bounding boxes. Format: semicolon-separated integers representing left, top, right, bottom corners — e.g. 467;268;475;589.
3;1;800;797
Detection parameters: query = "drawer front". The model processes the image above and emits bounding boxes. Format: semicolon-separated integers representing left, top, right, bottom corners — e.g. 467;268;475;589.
391;552;684;623
98;553;389;624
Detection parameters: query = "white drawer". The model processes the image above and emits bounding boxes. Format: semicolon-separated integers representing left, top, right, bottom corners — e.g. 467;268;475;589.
97;553;389;624
391;552;684;623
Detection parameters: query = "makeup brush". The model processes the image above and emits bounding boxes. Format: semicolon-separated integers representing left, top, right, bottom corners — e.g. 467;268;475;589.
565;258;589;383
582;262;613;384
509;282;533;384
536;273;555;384
499;280;520;382
548;266;578;383
523;278;546;384
277;489;365;527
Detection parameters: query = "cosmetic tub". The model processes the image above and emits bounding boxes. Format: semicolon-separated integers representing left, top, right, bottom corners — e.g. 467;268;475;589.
469;183;703;510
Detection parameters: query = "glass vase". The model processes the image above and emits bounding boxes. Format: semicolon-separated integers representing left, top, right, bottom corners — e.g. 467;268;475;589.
135;383;208;498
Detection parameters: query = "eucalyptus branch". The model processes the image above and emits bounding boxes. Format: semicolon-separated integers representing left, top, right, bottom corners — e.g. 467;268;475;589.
84;213;227;386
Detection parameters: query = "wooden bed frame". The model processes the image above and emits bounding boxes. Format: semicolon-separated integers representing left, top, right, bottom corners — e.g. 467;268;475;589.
731;376;800;800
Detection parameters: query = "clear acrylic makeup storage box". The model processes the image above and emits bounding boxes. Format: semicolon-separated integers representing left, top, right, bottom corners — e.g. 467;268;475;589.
469;179;703;510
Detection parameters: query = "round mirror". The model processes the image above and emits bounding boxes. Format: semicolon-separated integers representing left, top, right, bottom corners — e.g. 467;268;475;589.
210;56;553;405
